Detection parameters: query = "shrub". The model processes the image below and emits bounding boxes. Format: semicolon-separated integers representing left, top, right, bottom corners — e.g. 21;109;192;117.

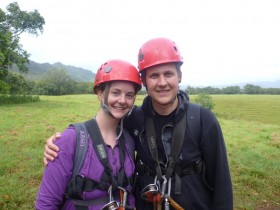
0;95;40;105
194;93;215;111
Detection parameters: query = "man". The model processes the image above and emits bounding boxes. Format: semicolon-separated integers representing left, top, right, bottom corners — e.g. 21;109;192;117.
44;37;233;209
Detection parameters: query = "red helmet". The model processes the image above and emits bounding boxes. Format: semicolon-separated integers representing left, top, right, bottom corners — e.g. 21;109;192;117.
94;59;142;93
138;37;183;72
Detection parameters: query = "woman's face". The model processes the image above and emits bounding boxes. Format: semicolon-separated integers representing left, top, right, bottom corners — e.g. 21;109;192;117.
99;81;136;119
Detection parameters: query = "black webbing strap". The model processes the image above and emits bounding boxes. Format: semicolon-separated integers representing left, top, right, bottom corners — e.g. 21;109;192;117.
145;112;186;193
187;103;201;141
84;119;118;190
145;117;163;180
70;123;89;187
66;123;89;203
117;134;126;187
71;197;110;208
165;112;186;194
68;119;130;210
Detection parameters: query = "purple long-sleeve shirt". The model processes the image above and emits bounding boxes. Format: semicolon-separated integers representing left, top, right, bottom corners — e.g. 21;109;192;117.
35;126;135;210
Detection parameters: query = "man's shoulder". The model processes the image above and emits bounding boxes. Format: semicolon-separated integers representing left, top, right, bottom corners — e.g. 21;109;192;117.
124;105;145;131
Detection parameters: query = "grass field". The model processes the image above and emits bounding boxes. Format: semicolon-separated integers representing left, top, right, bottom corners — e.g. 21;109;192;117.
0;94;279;209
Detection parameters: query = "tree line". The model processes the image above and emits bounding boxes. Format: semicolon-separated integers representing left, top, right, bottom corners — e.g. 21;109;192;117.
186;85;280;95
3;68;280;96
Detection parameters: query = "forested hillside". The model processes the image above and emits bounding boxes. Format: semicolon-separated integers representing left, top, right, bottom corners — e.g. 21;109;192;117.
9;60;95;82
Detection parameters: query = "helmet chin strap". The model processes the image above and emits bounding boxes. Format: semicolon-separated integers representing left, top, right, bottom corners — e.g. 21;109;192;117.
101;83;115;118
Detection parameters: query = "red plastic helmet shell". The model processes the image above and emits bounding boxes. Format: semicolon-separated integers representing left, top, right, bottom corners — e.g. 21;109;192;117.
93;59;142;94
138;37;183;72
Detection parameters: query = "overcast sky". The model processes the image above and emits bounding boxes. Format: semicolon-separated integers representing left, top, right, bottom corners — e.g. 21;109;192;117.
1;0;280;86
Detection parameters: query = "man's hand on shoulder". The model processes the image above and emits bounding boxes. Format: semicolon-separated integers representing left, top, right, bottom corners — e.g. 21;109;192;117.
43;132;61;166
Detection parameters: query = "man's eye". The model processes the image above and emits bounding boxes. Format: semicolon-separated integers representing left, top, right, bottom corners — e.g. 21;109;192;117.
165;72;173;77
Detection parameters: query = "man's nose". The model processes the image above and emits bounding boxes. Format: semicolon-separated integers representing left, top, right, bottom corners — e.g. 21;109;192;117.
158;75;167;85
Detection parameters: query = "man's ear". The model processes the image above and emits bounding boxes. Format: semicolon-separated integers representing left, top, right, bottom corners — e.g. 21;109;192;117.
179;73;182;83
140;74;146;87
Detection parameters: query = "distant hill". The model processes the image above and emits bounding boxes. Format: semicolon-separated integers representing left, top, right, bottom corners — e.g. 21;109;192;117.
9;60;95;82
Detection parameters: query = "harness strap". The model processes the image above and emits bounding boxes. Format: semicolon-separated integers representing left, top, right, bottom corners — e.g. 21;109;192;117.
136;159;203;177
84;119;118;190
165;113;186;176
72;197;110;208
145;111;186;194
70;173;132;192
145;117;163;180
117;134;126;187
67;123;89;199
187;103;201;141
67;119;134;210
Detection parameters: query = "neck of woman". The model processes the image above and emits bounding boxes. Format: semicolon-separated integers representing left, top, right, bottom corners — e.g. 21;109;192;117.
95;110;120;148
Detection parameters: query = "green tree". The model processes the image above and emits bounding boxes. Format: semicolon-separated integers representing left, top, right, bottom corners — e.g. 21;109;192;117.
194;93;215;111
243;84;263;94
5;71;29;94
74;82;93;94
222;86;241;94
41;68;76;95
0;2;45;92
0;79;10;94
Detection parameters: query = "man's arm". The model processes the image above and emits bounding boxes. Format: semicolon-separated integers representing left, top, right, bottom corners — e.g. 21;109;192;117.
43;132;61;165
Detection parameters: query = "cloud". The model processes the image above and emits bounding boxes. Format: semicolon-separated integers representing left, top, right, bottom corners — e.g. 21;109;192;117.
1;0;279;86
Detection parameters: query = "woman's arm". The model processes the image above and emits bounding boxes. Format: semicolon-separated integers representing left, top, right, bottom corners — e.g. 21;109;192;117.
36;127;76;209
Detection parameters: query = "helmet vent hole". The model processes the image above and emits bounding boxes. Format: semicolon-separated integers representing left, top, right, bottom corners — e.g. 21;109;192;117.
139;53;144;61
105;66;112;73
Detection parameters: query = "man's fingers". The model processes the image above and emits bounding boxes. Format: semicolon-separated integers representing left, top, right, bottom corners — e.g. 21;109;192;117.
44;143;58;157
43;157;49;166
46;134;60;152
43;132;62;165
53;132;61;140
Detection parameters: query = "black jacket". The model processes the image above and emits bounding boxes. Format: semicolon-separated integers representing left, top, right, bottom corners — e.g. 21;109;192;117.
124;91;233;210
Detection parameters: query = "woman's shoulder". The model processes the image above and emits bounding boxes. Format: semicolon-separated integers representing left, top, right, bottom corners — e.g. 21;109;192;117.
55;125;77;153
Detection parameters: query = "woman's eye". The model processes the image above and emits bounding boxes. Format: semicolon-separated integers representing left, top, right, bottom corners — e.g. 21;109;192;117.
126;94;135;99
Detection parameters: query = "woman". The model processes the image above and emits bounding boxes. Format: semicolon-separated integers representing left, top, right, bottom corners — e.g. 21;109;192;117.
35;59;142;210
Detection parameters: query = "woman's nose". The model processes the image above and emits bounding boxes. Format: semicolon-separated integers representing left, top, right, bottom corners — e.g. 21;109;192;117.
118;94;126;103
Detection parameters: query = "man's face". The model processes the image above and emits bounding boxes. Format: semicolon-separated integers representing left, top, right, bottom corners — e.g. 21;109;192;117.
145;63;181;114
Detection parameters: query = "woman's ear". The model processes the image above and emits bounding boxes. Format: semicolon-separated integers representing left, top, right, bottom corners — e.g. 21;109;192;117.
97;90;104;101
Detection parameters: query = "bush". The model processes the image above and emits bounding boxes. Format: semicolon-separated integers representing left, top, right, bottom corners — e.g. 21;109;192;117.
0;94;40;105
194;93;215;111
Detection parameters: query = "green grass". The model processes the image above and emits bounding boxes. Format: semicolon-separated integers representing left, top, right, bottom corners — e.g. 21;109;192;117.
0;94;279;209
206;95;280;126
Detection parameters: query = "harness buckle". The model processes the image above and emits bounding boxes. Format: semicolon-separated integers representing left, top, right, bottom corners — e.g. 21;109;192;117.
118;186;127;210
140;176;159;202
101;185;119;210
